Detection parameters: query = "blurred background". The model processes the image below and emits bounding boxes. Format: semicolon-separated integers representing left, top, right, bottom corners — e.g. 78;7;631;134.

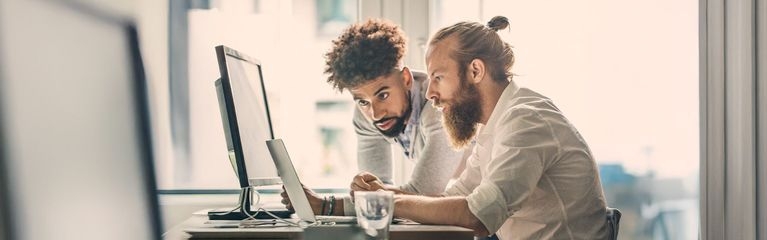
2;0;701;239
140;1;698;239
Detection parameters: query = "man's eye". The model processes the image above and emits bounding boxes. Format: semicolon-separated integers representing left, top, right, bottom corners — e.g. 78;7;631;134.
378;93;389;100
357;100;370;107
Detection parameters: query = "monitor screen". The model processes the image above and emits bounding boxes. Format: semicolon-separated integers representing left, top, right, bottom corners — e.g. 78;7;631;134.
215;45;281;188
0;1;161;239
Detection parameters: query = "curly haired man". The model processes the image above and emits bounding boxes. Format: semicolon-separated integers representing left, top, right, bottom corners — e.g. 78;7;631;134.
280;19;468;216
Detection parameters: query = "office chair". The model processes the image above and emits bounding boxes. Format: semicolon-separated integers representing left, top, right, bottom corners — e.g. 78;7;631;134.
606;207;622;240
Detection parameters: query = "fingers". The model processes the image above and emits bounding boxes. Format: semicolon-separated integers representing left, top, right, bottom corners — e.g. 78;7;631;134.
367;179;386;190
280;187;293;211
358;172;380;182
281;198;294;211
280;194;290;205
280;190;290;202
350;172;390;193
351;175;372;191
358;172;384;187
280;189;288;198
281;194;294;212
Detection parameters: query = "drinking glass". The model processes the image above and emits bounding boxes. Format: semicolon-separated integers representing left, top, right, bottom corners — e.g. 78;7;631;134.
354;191;394;240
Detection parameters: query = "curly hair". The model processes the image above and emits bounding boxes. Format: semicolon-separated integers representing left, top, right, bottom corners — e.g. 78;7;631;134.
324;18;407;92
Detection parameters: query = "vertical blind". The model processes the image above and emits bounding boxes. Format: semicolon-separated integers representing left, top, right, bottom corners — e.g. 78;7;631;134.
700;0;766;239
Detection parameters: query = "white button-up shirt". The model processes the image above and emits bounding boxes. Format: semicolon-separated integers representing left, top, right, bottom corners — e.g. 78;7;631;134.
443;81;608;239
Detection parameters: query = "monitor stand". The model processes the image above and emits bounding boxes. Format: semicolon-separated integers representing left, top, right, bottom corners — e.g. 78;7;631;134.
208;187;292;220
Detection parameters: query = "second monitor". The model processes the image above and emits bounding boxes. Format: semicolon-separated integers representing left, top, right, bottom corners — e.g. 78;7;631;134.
213;45;288;220
215;45;281;188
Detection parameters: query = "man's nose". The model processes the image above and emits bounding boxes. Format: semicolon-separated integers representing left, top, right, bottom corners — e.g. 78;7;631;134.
371;103;386;121
426;84;438;103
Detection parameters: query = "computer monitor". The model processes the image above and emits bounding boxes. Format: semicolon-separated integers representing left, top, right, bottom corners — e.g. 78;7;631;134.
214;45;281;188
0;0;161;239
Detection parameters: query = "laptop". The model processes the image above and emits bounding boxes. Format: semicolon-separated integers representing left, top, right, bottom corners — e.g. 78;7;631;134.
266;139;357;224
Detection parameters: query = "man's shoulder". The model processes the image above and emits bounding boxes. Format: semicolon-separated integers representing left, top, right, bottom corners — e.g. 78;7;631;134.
488;89;565;130
506;88;559;114
411;69;428;82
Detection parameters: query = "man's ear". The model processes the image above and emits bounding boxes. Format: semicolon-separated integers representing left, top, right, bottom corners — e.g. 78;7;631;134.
401;66;413;88
468;59;486;84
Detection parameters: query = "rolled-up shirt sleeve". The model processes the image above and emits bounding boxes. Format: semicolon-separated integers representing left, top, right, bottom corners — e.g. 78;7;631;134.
444;148;481;196
465;107;559;234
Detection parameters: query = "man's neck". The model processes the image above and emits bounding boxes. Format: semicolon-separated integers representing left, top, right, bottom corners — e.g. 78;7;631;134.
477;79;509;124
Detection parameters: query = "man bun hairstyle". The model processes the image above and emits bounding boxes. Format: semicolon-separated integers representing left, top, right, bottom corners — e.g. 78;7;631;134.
487;16;510;32
429;16;514;82
324;18;407;92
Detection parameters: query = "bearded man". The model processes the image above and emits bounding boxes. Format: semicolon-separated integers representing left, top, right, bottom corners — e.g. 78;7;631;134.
350;16;610;240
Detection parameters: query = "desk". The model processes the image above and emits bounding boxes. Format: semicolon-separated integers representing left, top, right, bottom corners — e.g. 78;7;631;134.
163;215;474;240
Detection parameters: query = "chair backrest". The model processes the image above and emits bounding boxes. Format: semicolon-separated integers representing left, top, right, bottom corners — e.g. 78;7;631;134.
606;208;622;240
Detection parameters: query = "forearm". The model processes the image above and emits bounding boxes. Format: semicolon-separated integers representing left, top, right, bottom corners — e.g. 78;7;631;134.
312;196;345;216
393;195;489;236
384;185;415;195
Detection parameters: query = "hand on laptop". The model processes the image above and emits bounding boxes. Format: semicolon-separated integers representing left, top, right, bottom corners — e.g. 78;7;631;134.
280;184;324;215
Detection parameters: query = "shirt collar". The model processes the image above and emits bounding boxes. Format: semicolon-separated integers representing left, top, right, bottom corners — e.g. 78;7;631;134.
391;79;424;142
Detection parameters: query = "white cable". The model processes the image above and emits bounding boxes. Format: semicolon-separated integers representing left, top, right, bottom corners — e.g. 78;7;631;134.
240;187;262;221
208;187;245;216
206;186;333;228
238;186;325;228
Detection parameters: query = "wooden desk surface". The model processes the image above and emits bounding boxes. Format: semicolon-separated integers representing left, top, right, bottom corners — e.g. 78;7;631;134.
163;215;473;240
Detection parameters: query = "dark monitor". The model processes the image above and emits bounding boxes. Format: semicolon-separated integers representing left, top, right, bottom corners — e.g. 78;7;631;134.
0;0;161;239
214;45;281;188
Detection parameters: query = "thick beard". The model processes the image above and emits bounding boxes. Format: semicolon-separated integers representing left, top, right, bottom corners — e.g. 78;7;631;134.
442;79;481;149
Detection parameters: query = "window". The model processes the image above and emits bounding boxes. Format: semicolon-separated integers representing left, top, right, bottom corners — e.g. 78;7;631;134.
432;0;699;239
161;0;361;190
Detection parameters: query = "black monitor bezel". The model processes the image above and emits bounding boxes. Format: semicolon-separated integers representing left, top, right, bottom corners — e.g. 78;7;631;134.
128;25;164;239
214;45;276;188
